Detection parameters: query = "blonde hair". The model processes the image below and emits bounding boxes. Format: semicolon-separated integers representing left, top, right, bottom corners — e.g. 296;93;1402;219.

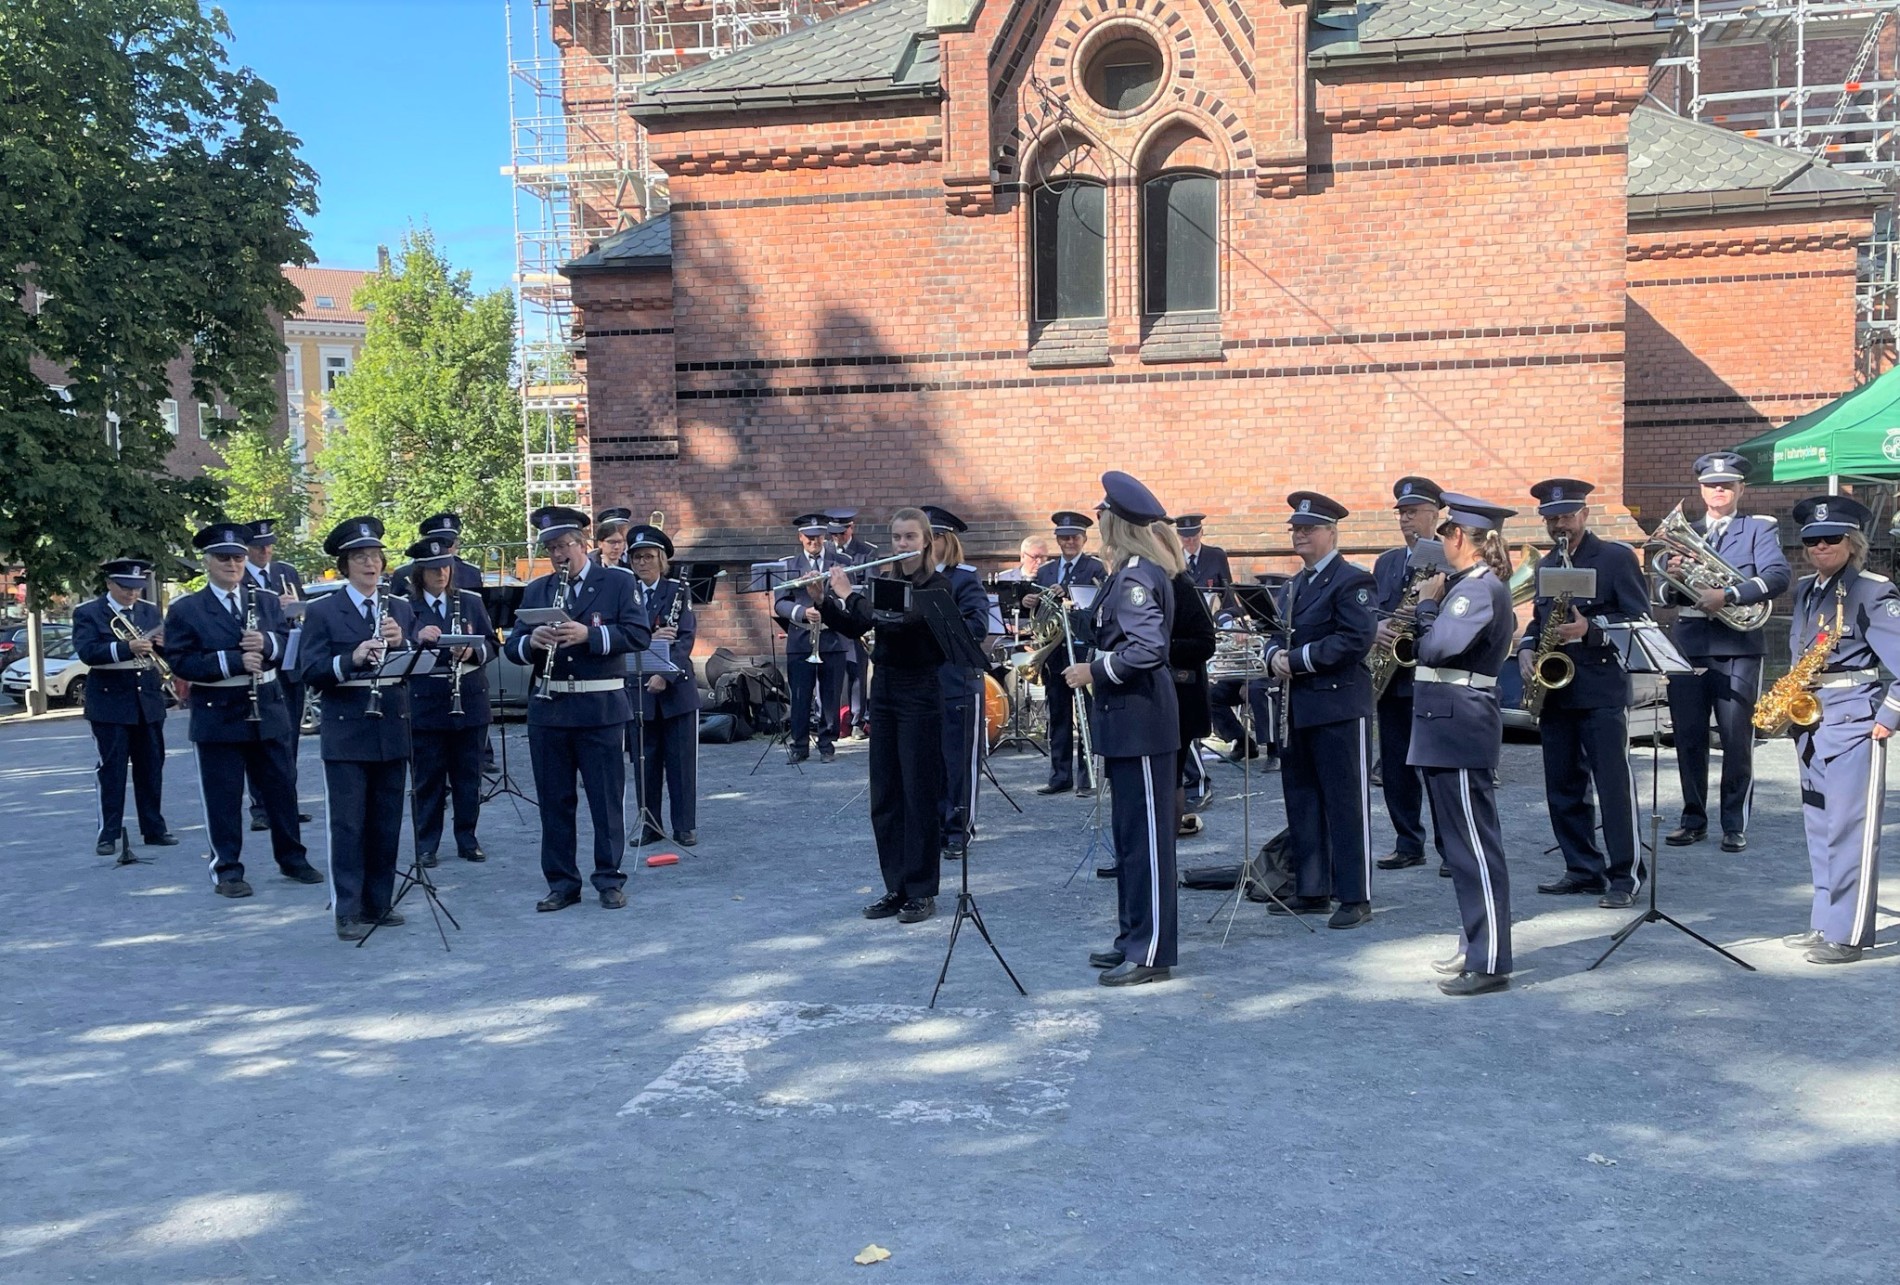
1099;510;1176;574
1845;528;1870;569
934;531;965;568
1146;519;1189;576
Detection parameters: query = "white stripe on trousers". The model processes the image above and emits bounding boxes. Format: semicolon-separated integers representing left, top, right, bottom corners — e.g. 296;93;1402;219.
1852;736;1886;946
1140;754;1162;968
191;744;219;888
1625;740;1644;897
967;689;983;835
1458;769;1500;975
1357;717;1373;897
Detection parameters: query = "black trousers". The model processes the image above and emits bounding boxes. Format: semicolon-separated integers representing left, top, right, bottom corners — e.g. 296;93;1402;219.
845;642;869;730
324;757;407;922
1666;655;1762;835
1207;678;1277;756
196;737;308;884
1539;704;1642;893
786;650;844;752
530;721;625;895
1282;717;1372;904
939;673;983;847
1377;691;1434;859
92;719;168;842
1424;766;1513;974
1046;681;1093;789
250;679;304;816
868;670;944;900
412;723;486;859
1108;754;1178;968
639;709;698;834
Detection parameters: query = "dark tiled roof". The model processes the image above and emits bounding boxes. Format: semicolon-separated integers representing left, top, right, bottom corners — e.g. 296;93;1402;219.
1628;106;1886;217
1311;0;1663;63
632;0;939;117
563;213;672;274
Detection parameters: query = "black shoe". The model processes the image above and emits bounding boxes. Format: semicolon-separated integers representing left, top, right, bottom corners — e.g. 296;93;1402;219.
249;812;267;832
787;747;809;764
335;917;371;941
1665;827;1706;847
297;812;313;824
1377;851;1425;871
819;747;836;764
600;888;627;909
1597;891;1637;909
1782;929;1826;950
940;846;963;862
631;826;665;848
460;847;488;863
1328;901;1372;929
898;897;935;923
96;838;118;856
419;851;440;869
214;879;253;899
673;831;697;848
1806;941;1862;965
1095;863;1116;879
1100;961;1170;987
1036;783;1071;796
536;888;582;912
1721;831;1747;853
1438;864;1453;879
279;864;325;885
1089;949;1125;969
1438;970;1510;997
1074;786;1096;799
1432;953;1466;976
143;832;179;846
368;908;405;927
1537;874;1609;896
863;892;904;919
1268;895;1332;917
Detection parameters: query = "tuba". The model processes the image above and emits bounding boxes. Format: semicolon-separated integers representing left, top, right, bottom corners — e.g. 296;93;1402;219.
1645;503;1772;631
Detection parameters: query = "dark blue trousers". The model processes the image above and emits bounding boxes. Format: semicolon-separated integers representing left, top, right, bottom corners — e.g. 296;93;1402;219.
1539;704;1642;894
91;719;168;843
323;757;407;921
786;651;844;752
196;737;308;884
1108;753;1178;967
1207;677;1277;756
412;724;485;859
867;671;943;900
638;709;698;835
250;679;304;816
1424;766;1513;974
1378;691;1434;859
1666;655;1762;835
530;722;625;895
1282;717;1372;904
939;671;982;848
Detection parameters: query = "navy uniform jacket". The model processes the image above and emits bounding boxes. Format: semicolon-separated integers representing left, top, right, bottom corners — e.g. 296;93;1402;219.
635;575;701;721
1519;531;1650;710
300;588;419;761
388;557;482;598
1264;554;1378;729
841;536;879;565
164;584;295;743
1182;544;1232;589
939;563;990;693
503;563;648;728
72;595;168;724
407;586;498;731
1409;565;1515;770
1789;566;1900;759
1087;556;1179;758
775;550;852;658
1667;513;1790;659
1034;552;1106;592
245;558;305;599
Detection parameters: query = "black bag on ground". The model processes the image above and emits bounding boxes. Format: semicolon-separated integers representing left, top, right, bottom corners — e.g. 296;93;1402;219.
698;712;749;744
703;647;788;736
1180;826;1295;901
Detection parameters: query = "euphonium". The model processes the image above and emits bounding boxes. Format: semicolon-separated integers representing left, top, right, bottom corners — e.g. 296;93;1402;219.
1754;591;1839;735
1645;503;1772;631
109;611;173;682
1523;537;1575;719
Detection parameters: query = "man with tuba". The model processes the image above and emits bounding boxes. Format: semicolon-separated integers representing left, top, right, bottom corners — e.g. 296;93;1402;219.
72;558;178;855
1371;477;1447;875
1655;453;1789;853
1518;480;1650;908
774;514;850;764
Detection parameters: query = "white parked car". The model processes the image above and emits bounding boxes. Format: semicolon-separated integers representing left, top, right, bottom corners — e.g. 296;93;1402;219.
1;629;87;705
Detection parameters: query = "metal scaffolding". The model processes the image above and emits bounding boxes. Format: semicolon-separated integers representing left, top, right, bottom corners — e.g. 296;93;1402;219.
1653;2;1900;374
503;0;827;516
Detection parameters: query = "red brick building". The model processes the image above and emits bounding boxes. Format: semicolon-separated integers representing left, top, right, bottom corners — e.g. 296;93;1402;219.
562;0;1885;651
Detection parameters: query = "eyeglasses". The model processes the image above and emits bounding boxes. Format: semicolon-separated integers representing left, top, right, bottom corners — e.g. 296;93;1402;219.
1802;534;1846;547
207;552;245;563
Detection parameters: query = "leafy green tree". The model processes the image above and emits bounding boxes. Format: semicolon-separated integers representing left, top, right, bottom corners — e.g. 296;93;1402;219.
0;1;317;607
320;230;523;556
206;421;324;570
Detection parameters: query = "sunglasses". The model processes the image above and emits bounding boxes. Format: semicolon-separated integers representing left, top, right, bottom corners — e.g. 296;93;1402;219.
1802;534;1846;547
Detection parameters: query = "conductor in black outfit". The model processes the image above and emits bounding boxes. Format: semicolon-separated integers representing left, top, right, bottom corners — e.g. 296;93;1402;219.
821;508;953;925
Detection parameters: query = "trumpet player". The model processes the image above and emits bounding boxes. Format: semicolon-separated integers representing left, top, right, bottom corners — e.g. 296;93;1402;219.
774;514;850;764
627;523;700;848
1782;495;1900;965
1373;477;1447;874
1659;453;1789;852
72;559;177;855
405;536;497;868
164;522;319;898
1518;480;1650;908
300;517;417;940
1030;510;1105;796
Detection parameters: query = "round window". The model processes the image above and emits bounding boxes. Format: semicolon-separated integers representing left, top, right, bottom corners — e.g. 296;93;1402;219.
1083;36;1163;115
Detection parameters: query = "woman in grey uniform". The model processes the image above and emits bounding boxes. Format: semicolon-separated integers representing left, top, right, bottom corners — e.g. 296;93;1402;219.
1063;472;1180;987
1408;494;1519;996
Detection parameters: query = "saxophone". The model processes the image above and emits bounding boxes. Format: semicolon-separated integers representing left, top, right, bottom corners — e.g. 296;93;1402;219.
1753;588;1840;735
1367;568;1427;699
1523;537;1576;720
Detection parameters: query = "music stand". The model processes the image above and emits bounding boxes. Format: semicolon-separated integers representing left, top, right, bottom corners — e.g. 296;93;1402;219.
915;585;1026;1008
358;651;459;950
1588;617;1754;973
992;581;1047;756
744;562;805;776
627;635;682;867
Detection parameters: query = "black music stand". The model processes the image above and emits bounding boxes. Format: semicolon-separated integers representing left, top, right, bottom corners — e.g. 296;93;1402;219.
992;580;1047;756
744;562;805;776
112;832;154;867
626;636;682;867
1588;618;1754;973
359;652;459;950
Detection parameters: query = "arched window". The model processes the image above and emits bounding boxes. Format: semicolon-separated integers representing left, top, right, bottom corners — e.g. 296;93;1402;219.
1032;178;1106;322
1142;171;1217;315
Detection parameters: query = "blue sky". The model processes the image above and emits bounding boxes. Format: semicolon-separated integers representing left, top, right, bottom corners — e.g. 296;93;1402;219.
216;0;517;294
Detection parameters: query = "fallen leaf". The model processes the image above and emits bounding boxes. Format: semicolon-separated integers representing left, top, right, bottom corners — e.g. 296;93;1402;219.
1586;1153;1617;1167
854;1244;892;1266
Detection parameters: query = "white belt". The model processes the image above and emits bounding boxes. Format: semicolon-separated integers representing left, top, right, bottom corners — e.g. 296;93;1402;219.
1413;666;1497;689
335;678;389;688
198;670;277;688
542;678;624;694
1819;669;1880;688
92;660;148;671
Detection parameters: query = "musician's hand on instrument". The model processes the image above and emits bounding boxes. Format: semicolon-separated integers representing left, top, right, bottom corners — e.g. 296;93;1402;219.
417;625;443;645
128;636;155;658
1061;662;1092;689
1518;650;1535;683
1695;588;1728;614
239;629;265;654
1374;620;1400;648
1874;723;1893;742
1023;592;1041;612
554;621;590;646
530;624;559;650
277;591;297;610
653;625;678;642
352;638;381;666
1270;652;1292;681
379;617;404;646
828;566;853;598
449;645;474;665
1415;573;1447;603
240;650;264;675
802;605;823;625
1556;607;1589;643
645;675;666;694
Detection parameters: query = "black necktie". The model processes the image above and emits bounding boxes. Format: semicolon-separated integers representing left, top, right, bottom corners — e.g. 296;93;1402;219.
1188;554;1198;578
363;598;375;624
226;592;242;621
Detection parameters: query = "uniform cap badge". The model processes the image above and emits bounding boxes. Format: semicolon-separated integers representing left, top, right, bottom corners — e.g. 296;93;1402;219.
1815;503;1829;522
1298;499;1312;514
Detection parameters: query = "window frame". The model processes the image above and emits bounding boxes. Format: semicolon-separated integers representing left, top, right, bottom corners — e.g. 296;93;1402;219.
1030;176;1109;324
1140;168;1220;318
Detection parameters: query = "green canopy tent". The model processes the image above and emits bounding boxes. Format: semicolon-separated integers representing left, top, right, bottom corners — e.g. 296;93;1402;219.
1733;366;1900;491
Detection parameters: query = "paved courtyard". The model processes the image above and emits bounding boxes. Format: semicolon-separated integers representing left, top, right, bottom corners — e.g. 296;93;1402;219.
1;710;1895;1282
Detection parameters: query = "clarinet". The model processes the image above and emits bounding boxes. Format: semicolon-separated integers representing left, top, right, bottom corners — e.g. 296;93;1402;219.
365;589;391;719
242;582;263;723
534;566;572;701
448;587;467;718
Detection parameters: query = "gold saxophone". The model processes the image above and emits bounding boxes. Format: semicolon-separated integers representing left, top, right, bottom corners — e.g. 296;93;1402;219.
1523;538;1576;720
1754;589;1840;735
1367;569;1427;699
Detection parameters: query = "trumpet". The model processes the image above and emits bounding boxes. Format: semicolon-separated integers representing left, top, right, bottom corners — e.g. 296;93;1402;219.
109;611;173;682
